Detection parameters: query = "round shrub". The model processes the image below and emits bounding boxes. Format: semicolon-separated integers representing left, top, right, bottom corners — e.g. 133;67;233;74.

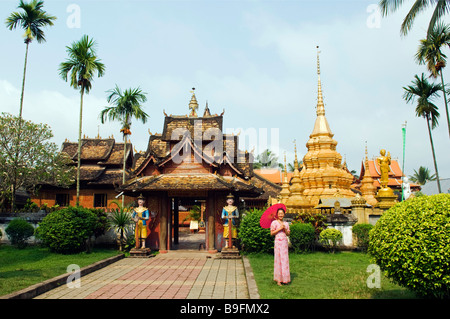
238;209;273;253
319;228;343;253
5;218;35;248
35;206;98;254
289;222;316;253
352;223;373;251
368;194;450;298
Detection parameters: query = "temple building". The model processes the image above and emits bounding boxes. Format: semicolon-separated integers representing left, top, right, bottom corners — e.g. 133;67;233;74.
119;89;279;252
32;137;134;208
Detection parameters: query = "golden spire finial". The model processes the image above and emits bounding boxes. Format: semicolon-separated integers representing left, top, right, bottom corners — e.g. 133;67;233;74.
364;141;370;171
316;46;325;117
294;139;299;171
283;152;288;180
189;87;198;117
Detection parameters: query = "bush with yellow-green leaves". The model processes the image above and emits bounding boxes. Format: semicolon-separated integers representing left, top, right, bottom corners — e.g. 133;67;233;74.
368;194;450;298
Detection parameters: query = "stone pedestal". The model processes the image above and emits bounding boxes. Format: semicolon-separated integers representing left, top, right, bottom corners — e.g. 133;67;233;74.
220;247;240;259
375;187;397;210
129;248;153;258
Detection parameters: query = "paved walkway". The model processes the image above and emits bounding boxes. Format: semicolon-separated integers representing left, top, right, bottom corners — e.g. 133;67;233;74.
35;251;252;299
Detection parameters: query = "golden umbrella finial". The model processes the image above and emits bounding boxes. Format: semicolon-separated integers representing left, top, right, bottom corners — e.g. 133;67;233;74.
189;87;198;117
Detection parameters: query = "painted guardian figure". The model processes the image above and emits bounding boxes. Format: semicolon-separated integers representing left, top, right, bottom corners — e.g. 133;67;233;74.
221;193;239;249
132;193;149;249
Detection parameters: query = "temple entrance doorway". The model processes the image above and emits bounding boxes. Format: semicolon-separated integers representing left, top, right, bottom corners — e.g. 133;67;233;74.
170;197;207;251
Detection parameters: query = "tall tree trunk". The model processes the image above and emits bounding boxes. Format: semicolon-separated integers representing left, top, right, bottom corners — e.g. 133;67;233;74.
426;115;442;193
122;132;127;207
76;89;85;207
19;41;30;118
439;69;450;139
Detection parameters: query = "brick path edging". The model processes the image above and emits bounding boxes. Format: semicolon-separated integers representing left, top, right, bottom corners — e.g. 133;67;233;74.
0;253;125;299
242;255;260;299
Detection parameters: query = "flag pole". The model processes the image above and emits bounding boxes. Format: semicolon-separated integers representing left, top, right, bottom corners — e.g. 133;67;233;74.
401;121;407;201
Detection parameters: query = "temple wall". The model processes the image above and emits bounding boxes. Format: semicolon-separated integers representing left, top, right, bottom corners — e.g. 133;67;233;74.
31;189;134;210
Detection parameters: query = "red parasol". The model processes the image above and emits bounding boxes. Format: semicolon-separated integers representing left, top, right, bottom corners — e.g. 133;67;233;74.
260;203;286;228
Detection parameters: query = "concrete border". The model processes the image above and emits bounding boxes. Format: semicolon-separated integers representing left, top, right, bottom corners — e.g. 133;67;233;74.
242;255;260;299
0;253;124;299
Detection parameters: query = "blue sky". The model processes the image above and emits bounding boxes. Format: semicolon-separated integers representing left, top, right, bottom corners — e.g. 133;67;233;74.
1;0;449;181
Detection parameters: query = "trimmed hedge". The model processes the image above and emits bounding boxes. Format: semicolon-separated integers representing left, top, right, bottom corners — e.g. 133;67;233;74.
238;209;273;253
35;206;98;254
5;218;35;249
352;223;373;251
368;194;450;298
289;222;316;253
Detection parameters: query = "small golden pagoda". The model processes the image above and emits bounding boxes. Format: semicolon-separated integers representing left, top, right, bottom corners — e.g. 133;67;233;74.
279;154;291;204
285;143;312;212
298;47;354;207
359;144;378;206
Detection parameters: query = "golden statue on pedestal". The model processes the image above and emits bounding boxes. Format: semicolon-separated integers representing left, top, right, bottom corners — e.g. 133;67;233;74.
377;149;391;189
375;149;397;209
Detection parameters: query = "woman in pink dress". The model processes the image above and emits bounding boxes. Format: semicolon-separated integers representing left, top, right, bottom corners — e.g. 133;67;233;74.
270;208;291;286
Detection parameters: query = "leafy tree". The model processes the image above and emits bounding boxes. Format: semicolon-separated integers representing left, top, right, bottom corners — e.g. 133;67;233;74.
99;85;148;206
409;166;436;185
403;73;442;193
5;0;56;118
319;228;343;253
415;22;450;138
379;0;450;37
59;35;105;206
0;113;75;212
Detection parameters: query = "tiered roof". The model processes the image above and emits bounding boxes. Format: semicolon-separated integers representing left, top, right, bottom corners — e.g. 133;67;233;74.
61;138;133;186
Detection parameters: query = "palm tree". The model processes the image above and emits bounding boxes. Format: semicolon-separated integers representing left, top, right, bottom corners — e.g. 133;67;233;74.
253;149;280;169
403;73;442;193
409;166;436;185
5;0;56;118
100;85;148;206
379;0;450;37
59;35;105;206
415;22;450;138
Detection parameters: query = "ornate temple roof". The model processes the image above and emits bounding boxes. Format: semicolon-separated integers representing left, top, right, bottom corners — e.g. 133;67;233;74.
60;138;133;186
121;91;274;198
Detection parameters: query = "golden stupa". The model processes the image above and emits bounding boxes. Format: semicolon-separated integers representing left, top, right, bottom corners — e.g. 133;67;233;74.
285;143;313;212
295;47;354;208
359;144;378;206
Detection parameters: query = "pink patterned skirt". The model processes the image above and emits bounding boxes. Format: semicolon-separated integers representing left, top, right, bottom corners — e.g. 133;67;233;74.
274;237;290;284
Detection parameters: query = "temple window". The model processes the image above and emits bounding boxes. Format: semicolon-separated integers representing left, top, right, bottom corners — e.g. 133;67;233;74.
94;193;107;207
55;193;70;207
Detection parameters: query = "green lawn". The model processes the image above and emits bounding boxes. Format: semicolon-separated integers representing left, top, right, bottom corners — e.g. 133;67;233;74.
0;245;121;296
246;251;417;299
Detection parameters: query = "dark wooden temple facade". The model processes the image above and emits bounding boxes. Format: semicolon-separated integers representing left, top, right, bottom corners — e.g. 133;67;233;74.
121;93;281;252
32;137;134;208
